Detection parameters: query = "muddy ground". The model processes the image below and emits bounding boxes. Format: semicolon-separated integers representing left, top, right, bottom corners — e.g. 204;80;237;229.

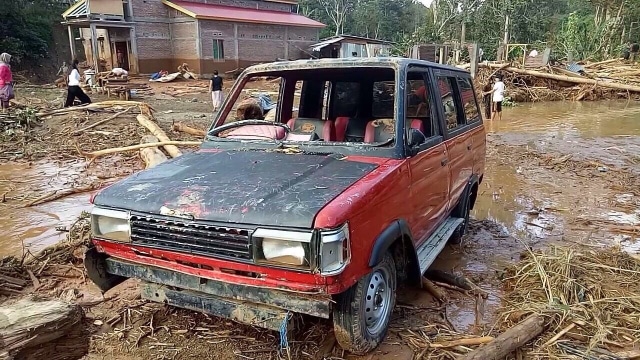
1;79;639;360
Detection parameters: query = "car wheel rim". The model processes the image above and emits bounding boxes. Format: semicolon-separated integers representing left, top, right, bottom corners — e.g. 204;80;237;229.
364;269;392;335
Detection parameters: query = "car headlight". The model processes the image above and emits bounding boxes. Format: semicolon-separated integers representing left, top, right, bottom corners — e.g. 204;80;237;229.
252;228;312;269
319;223;350;275
91;207;131;242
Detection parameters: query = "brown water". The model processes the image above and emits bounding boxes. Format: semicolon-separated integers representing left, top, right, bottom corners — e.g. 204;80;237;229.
0;161;93;258
447;100;640;332
474;100;640;240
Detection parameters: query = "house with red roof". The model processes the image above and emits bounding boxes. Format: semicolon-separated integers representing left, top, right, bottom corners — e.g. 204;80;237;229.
62;0;325;75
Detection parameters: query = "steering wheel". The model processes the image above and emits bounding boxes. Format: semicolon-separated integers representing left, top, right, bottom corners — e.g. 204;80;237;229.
208;120;291;137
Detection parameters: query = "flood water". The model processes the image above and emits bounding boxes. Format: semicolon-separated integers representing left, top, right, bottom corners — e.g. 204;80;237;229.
0;162;93;257
473;100;640;241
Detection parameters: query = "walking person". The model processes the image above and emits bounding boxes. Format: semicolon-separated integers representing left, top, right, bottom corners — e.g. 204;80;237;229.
484;75;505;121
210;70;224;112
64;60;91;107
0;53;15;114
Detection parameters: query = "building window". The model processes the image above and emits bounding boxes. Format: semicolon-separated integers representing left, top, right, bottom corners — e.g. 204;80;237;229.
213;39;224;61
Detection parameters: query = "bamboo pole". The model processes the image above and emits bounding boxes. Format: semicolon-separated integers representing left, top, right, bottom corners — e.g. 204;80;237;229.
71;107;134;135
78;141;201;159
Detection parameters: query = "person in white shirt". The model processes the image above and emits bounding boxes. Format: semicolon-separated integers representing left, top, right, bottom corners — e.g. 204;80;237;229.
64;59;91;107
484;75;505;121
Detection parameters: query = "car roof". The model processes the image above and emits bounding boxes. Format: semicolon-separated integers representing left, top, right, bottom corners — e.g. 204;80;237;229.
242;57;471;76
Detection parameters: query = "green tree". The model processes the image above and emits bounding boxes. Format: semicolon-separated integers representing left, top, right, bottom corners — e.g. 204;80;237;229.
0;0;67;63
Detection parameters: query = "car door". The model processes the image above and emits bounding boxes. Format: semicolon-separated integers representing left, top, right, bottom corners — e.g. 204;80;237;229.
431;70;474;211
405;66;451;243
456;76;486;177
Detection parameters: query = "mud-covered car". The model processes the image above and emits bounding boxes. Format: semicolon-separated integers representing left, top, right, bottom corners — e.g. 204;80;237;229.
85;58;486;354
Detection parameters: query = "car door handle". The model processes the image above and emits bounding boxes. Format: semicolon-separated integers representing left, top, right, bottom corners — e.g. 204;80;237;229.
441;158;448;166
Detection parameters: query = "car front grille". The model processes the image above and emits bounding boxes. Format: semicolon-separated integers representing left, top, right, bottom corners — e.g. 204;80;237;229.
129;214;252;261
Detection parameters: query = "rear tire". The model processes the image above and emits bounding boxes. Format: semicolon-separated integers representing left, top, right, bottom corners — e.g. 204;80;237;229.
449;191;472;245
333;252;397;355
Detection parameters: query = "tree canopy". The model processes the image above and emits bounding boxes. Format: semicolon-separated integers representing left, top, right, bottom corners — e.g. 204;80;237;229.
302;0;640;61
0;0;67;63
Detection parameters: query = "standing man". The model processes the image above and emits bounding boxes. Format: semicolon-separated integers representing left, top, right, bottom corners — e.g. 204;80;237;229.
210;70;224;112
484;75;505;121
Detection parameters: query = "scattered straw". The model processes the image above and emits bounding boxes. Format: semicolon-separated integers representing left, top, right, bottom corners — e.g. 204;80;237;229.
500;245;640;358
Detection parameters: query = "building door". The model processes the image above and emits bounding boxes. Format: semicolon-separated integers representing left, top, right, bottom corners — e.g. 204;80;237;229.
114;41;129;70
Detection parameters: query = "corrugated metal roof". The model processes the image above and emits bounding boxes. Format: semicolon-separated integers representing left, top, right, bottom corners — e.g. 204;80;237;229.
62;0;88;18
164;0;325;28
310;37;344;51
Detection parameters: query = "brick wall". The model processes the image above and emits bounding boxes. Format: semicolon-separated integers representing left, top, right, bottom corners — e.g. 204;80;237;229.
171;21;198;63
200;21;236;60
131;0;168;18
287;27;318;42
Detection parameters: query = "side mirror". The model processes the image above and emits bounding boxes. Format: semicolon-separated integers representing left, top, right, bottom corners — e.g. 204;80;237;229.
408;128;426;148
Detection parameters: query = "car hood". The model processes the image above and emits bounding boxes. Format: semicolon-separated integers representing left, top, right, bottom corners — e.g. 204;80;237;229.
93;150;378;228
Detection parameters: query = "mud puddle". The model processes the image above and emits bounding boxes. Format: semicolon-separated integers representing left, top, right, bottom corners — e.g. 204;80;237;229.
0;161;92;257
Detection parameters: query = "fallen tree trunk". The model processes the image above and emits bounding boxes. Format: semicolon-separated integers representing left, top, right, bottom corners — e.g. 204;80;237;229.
482;63;640;93
460;314;548;360
139;135;168;169
78;141;202;159
137;114;182;158
171;122;206;137
0;298;89;360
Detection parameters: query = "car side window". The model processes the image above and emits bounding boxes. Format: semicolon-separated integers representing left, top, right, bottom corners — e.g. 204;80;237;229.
436;76;463;131
406;71;440;143
456;77;480;123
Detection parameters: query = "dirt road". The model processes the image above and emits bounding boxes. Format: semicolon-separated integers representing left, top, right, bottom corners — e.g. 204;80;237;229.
1;81;638;359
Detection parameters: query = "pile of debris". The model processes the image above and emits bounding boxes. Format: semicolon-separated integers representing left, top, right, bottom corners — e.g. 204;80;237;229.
476;59;640;102
400;245;640;359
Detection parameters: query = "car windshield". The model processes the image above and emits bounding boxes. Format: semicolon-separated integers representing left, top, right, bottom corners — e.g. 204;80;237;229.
207;67;397;148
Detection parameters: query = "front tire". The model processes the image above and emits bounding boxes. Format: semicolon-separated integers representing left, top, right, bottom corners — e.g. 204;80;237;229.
333;252;397;355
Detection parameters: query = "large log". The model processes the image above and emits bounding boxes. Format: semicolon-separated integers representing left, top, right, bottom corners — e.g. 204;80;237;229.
482;63;640;93
137;114;182;158
139;135;168;169
460;314;547;360
0;298;89;360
